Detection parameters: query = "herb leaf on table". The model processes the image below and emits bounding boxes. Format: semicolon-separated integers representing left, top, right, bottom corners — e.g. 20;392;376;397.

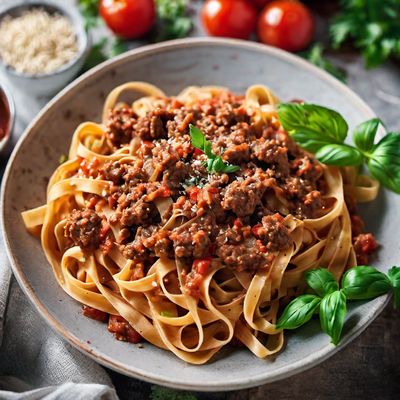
78;0;100;30
300;43;347;82
155;0;193;41
330;0;400;68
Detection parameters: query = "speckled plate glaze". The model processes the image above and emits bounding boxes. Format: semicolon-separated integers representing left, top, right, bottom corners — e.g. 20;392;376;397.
1;38;396;392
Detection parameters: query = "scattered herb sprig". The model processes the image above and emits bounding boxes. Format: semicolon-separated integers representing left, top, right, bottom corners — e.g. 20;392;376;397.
189;124;240;174
330;0;400;68
78;0;100;30
150;385;197;400
276;266;400;345
155;0;193;41
277;103;400;194
300;43;347;83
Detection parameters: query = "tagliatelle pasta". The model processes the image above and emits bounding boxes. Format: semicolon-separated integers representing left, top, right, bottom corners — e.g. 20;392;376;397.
21;82;379;364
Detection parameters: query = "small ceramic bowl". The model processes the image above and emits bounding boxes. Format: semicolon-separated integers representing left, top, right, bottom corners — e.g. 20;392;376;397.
0;0;90;97
0;83;15;158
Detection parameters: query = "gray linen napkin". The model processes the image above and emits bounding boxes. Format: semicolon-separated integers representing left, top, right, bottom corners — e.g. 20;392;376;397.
0;231;118;399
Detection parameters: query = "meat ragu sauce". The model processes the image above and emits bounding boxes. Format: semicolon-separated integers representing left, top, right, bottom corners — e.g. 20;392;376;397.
64;91;377;334
0;90;10;140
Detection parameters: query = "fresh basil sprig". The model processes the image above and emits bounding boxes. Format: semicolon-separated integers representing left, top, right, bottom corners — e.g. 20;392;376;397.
305;268;339;297
277;103;400;194
388;266;400;309
276;266;399;345
341;266;391;300
277;103;348;153
320;290;347;345
189;124;240;174
275;294;321;330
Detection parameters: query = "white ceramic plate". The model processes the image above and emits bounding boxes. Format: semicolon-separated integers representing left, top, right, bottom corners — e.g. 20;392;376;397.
1;39;395;391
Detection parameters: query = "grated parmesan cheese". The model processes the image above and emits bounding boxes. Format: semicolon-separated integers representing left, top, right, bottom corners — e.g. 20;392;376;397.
0;8;79;75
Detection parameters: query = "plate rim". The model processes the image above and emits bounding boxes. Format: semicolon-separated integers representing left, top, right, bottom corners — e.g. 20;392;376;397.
0;37;389;392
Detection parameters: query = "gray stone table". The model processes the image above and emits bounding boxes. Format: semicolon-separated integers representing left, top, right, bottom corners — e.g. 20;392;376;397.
1;0;399;399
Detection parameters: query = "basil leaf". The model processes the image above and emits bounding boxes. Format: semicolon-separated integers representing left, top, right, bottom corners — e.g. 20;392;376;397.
305;268;339;298
367;133;400;194
341;266;391;300
290;131;338;153
320;290;347;345
315;144;364;166
223;164;240;173
190;124;240;174
276;294;321;330
353;118;381;152
189;124;208;153
211;157;225;173
388;266;400;309
278;103;348;152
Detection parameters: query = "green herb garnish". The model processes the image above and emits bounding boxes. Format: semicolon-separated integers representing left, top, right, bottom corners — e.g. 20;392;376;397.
82;38;108;72
160;311;173;317
319;290;347;345
387;267;400;308
277;103;400;194
189;124;240;174
78;0;100;30
330;0;400;68
276;266;400;345
155;0;193;41
276;294;321;330
300;43;347;82
150;385;197;400
110;37;128;57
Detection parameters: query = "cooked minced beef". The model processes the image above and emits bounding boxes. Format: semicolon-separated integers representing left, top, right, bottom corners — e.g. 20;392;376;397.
105;107;137;148
65;209;102;250
66;90;376;291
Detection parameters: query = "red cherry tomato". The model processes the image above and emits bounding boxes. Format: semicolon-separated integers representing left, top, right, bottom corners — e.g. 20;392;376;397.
99;0;155;39
201;0;258;40
251;0;272;9
257;0;315;52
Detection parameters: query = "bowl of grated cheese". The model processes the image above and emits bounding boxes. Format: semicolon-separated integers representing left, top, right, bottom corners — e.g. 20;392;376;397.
0;1;90;97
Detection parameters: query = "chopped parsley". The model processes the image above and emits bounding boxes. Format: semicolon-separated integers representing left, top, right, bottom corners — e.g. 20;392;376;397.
189;124;240;174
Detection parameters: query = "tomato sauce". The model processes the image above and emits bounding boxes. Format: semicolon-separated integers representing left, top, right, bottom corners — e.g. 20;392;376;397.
0;89;10;140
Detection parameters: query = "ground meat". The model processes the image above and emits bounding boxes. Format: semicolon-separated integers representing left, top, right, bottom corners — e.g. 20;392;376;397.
100;161;126;184
251;139;290;177
353;233;378;265
82;305;108;322
105;107;136;148
170;214;217;259
108;315;142;343
64;209;102;250
123;165;148;187
216;237;273;271
142;229;174;258
120;199;158;227
222;177;267;217
255;214;293;252
301;190;324;219
163;160;190;189
222;143;250;164
134;108;173;141
72;91;335;296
